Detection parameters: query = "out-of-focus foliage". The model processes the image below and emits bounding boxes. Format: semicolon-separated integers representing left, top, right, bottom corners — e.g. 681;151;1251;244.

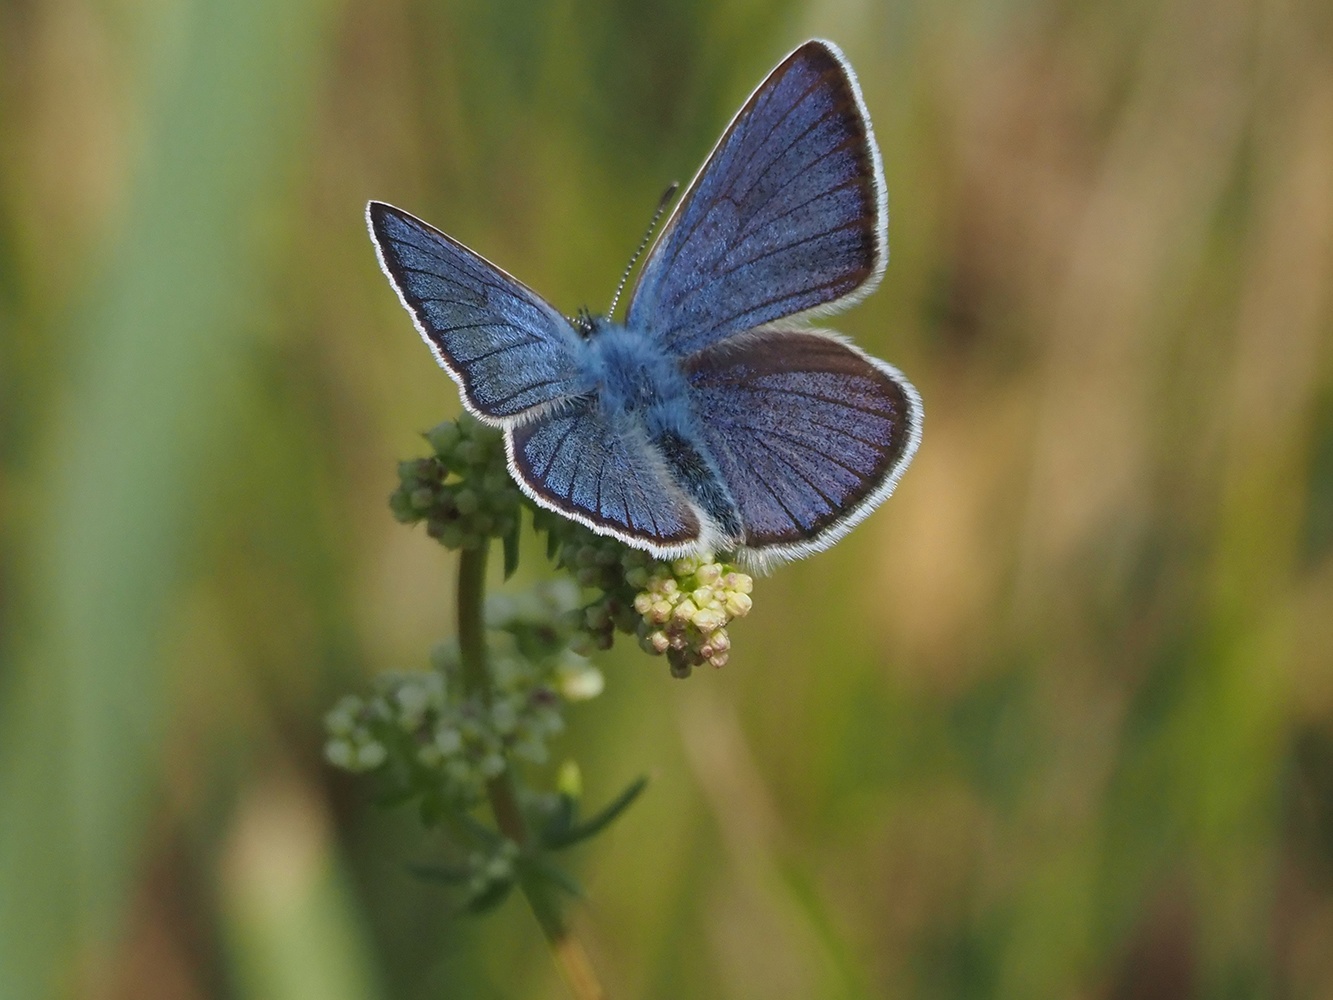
1;0;1331;996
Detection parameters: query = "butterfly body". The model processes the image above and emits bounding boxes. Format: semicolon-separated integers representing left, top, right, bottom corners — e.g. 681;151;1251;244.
369;40;922;570
561;315;748;545
582;318;691;434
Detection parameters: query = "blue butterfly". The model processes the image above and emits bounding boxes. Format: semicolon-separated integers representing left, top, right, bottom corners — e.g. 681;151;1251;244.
368;39;921;570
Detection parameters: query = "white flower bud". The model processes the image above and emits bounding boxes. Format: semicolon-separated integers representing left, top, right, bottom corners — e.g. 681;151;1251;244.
692;608;727;634
695;562;722;586
725;592;753;617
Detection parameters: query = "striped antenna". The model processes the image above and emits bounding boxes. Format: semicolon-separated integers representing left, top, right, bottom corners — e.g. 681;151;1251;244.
608;182;679;320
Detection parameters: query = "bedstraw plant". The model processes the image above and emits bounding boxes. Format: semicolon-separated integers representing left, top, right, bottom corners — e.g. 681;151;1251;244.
324;414;754;998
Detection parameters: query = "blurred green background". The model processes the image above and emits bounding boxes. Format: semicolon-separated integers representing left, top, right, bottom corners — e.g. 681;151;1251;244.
3;0;1332;996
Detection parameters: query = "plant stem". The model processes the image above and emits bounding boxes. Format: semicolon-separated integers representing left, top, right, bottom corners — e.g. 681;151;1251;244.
456;542;608;1000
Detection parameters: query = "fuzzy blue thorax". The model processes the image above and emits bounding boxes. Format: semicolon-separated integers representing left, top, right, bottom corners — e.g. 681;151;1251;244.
580;317;743;541
581;319;691;438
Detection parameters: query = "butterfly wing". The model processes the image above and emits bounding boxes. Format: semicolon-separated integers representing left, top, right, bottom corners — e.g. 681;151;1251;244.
505;399;706;556
368;202;588;422
684;328;921;566
625;39;885;358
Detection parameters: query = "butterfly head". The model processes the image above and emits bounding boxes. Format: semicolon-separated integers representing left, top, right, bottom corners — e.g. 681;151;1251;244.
573;306;600;338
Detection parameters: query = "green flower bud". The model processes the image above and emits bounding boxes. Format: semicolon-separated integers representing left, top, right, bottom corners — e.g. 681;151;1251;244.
426;421;461;456
672;555;700;577
454;489;480;515
491;700;518;735
557;760;583;799
355;741;387;770
324;740;354;769
455;440;484;466
584;602;612;630
324;696;362;737
435;726;462;755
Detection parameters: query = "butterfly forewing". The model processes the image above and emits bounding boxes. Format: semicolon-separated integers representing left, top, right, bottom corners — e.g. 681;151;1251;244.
506;399;704;555
368;202;587;422
626;40;885;359
684;329;920;563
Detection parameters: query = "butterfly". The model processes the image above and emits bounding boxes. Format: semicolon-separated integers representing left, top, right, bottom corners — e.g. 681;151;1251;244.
367;39;921;571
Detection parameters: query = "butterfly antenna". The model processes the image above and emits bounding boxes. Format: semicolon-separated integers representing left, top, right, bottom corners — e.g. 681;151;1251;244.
608;181;679;319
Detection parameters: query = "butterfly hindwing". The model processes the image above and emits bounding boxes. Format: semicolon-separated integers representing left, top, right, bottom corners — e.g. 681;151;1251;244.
505;399;705;554
368;202;588;422
626;40;885;358
684;328;920;563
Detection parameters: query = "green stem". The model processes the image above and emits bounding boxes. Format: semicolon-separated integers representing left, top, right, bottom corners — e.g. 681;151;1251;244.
456;542;608;1000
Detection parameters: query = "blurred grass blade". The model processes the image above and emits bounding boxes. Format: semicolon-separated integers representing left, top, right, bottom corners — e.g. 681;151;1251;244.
0;0;336;994
222;776;385;1000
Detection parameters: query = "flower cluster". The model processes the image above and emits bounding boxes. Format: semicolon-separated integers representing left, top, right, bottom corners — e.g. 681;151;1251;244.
324;635;603;810
390;415;521;551
538;517;754;678
325;415;763;914
390;415;758;678
633;554;753;677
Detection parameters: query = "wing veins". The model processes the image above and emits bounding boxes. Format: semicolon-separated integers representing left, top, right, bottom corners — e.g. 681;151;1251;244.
728;105;846;209
666;274;856;342
730;442;806;533
726;217;863;271
745;384;894;416
658;71;834;277
459;333;545;364
752;433;841;507
737;166;860;246
746;424;872;480
534;419;580;482
491;377;572;411
714;396;887;448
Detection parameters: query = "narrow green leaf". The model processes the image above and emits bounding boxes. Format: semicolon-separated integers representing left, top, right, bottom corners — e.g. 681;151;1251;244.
539;794;578;848
546;776;648;850
465;878;514;915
